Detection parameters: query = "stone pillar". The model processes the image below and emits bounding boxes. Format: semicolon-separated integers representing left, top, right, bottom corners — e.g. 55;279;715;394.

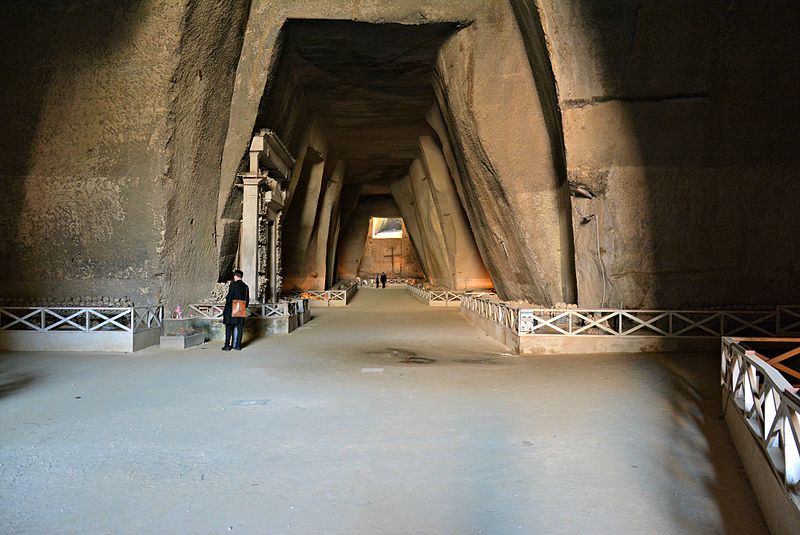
263;199;281;303
419;135;491;289
240;176;263;300
269;218;278;301
262;178;284;302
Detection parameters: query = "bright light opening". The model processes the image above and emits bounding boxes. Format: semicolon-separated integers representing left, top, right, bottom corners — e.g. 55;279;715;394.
371;217;403;239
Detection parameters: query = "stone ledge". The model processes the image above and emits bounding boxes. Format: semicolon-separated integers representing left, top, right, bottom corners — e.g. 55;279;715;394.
160;333;204;350
0;328;161;353
724;398;800;535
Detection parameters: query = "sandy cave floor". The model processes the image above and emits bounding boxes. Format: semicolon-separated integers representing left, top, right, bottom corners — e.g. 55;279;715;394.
0;287;766;534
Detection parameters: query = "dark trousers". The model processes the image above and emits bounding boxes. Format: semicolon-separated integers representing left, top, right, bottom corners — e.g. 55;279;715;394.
225;324;244;349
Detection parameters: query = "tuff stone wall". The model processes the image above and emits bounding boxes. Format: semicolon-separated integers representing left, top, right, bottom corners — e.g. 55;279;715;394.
1;0;797;310
160;0;252;306
0;0;185;303
529;0;800;308
0;0;250;306
431;0;575;303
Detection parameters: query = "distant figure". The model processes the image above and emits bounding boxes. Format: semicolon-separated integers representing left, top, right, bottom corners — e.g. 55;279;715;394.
380;272;387;289
222;269;249;351
375;273;380;288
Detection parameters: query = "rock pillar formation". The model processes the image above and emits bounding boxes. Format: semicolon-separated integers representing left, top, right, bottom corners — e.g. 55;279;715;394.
417;135;491;289
431;1;576;304
3;1;799;309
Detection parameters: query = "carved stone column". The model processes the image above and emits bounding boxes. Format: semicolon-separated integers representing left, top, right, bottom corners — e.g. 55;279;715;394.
240;176;263;300
261;178;284;302
238;129;294;303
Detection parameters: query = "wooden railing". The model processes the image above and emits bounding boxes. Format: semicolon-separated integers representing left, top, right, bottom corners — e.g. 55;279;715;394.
281;281;358;306
406;284;495;307
779;306;800;336
0;305;163;333
461;294;800;339
722;337;800;498
188;300;307;319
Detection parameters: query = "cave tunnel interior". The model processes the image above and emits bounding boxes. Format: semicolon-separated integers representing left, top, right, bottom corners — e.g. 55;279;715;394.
251;19;492;292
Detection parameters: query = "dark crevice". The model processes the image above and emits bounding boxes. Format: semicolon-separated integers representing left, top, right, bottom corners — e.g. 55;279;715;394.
562;92;712;109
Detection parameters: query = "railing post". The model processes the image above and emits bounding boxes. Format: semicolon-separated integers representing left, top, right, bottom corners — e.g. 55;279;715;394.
786;411;800;486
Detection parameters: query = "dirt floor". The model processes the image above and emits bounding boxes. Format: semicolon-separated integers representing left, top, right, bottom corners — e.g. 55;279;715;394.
0;288;767;534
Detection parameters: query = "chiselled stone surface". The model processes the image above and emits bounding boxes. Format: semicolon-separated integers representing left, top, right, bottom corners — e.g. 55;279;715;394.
1;0;798;310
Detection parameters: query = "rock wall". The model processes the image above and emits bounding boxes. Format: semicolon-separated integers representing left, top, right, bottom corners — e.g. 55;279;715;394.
0;0;250;306
531;0;800;307
282;159;345;290
431;0;576;303
388;135;492;290
2;0;797;310
0;0;185;304
160;0;252;305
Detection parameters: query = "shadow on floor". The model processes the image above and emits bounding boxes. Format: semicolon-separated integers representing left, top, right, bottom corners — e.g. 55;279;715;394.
0;366;36;399
659;353;768;534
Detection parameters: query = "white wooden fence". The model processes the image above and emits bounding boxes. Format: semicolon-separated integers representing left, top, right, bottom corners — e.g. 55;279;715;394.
722;337;800;509
0;305;163;333
407;284;495;307
461;294;800;339
281;281;358;306
0;305;163;352
188;299;308;319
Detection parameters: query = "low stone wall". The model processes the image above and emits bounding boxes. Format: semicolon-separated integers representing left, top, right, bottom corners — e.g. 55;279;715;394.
517;335;718;354
721;337;800;535
0;328;161;353
462;293;800;354
461;303;521;352
723;399;800;534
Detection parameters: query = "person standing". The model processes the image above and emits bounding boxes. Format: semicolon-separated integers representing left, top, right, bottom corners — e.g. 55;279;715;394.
222;269;249;351
380;272;387;289
375;273;380;288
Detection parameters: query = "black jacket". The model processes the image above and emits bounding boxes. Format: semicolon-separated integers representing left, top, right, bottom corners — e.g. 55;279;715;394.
223;279;249;325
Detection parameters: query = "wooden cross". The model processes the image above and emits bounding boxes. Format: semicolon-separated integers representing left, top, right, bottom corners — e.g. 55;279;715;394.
384;246;397;275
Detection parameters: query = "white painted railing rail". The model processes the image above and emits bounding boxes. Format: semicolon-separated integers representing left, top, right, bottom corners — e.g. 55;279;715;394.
188;299;308;319
0;305;163;333
406;284;495;307
779;306;800;335
461;294;800;338
281;281;358;306
722;337;800;500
